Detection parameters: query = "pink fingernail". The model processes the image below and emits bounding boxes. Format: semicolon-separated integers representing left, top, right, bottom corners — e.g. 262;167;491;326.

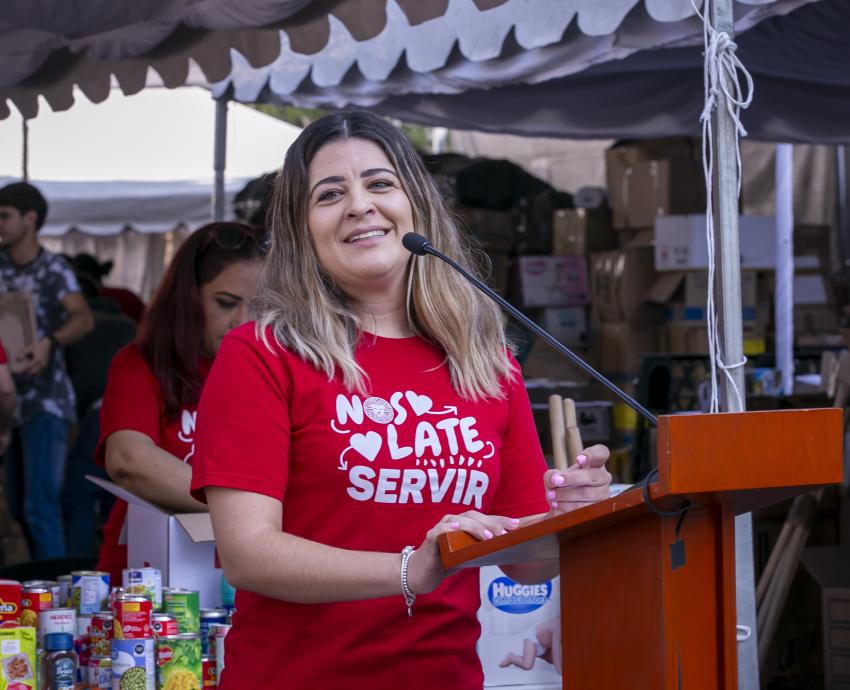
577;454;588;465
551;501;559;509
552;474;565;486
483;530;494;539
547;490;556;500
450;522;460;529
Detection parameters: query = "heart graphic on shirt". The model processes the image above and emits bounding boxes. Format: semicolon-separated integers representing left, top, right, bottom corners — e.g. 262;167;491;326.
350;431;383;461
405;391;433;416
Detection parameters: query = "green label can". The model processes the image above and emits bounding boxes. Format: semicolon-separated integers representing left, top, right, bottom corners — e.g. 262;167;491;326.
156;633;202;690
163;589;200;635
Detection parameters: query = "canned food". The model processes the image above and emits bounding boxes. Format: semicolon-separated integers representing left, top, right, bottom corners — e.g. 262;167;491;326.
201;655;216;688
112;637;155;690
156;633;201;690
91;612;115;656
21;585;53;627
207;624;230;682
77;613;94;637
88;654;112;690
0;579;22;625
152;614;179;638
22;579;61;608
163;589;199;634
57;574;72;607
113;595;153;639
71;571;110;615
37;607;76;647
198;610;227;656
123;568;163;611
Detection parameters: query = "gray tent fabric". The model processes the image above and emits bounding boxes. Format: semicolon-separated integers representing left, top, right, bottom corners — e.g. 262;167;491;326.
1;0;813;122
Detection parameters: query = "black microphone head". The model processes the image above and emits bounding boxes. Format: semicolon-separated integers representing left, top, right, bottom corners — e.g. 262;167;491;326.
402;232;431;256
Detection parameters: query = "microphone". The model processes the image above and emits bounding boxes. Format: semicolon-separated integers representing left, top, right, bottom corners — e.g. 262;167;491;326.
403;232;657;426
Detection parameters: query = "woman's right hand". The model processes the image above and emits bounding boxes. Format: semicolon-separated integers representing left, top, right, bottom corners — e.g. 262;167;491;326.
407;511;522;595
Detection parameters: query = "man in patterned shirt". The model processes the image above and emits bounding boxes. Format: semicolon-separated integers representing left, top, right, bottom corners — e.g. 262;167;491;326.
0;182;94;559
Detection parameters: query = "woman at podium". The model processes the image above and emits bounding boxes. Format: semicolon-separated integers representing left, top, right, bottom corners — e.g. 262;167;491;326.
191;111;612;690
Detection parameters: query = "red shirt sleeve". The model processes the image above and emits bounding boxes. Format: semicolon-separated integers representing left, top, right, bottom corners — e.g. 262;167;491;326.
191;331;292;503
96;344;163;468
0;341;6;365
489;358;550;517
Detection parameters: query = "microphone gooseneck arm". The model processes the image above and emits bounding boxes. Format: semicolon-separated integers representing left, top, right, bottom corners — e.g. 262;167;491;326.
405;233;657;427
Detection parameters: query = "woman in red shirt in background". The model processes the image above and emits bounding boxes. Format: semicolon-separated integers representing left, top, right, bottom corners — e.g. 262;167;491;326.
191;111;613;690
95;222;266;582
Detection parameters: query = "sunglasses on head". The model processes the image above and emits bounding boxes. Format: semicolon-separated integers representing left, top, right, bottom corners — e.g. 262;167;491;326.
201;223;268;253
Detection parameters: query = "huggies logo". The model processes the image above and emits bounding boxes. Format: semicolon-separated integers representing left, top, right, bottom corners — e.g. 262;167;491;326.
487;577;552;614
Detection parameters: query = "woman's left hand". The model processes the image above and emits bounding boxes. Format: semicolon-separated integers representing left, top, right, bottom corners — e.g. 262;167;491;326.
543;444;612;514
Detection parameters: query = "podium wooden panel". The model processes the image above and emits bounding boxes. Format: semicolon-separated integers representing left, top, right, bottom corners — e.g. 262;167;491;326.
439;409;844;690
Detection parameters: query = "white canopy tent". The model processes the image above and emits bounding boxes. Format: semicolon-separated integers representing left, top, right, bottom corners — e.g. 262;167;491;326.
0;85;300;296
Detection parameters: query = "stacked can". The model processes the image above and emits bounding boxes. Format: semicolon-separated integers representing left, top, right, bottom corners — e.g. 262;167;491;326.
207;623;231;687
163;588;200;634
37;607;76;648
123;568;163;611
199;610;227;655
89;653;112;690
202;655;216;688
76;612;93;684
57;574;72;607
71;571;110;615
152;614;179;638
111;593;155;690
21;583;53;627
23;579;61;609
90;611;114;656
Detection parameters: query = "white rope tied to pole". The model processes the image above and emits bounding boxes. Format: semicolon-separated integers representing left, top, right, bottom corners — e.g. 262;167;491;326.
693;0;754;413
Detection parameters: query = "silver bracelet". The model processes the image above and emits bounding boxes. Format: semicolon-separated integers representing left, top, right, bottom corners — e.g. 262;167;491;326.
400;545;416;617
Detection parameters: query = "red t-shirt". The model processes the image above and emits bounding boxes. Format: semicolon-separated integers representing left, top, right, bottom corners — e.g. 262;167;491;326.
191;324;549;690
96;344;210;582
0;341;6;365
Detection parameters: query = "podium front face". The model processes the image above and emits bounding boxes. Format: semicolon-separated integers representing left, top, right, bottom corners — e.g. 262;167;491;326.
439;408;844;690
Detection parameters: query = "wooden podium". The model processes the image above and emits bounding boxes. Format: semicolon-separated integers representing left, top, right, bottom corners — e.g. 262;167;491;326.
439;409;844;690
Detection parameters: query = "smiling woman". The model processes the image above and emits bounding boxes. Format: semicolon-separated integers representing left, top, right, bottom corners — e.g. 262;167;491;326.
190;111;613;690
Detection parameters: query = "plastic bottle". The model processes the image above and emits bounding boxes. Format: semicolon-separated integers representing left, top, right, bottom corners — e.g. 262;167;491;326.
41;632;77;689
219;572;236;613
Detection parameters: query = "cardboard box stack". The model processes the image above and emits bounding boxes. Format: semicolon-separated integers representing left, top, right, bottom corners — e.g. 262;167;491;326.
455;206;514;295
793;225;840;347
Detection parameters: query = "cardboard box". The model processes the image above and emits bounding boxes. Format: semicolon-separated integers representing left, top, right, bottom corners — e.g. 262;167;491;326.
654;215;776;271
551;208;616;257
682;270;757;308
794;225;831;272
795;305;840;332
537;307;587;348
456;206;514;253
88;476;221;608
477;565;562;687
609;159;707;229
0;292;37;374
590;247;661;322
517;256;588;308
521;339;591;381
794;273;831;305
594;321;661;374
801;546;850;690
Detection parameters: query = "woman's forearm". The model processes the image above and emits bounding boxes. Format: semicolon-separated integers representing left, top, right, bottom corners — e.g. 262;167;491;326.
106;436;207;512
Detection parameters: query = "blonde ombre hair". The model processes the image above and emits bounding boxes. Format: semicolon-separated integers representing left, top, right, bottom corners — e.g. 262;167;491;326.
253;111;513;400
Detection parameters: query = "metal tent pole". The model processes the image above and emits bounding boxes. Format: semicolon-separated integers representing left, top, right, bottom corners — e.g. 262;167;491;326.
709;1;760;687
775;144;795;395
22;118;29;181
213;97;229;221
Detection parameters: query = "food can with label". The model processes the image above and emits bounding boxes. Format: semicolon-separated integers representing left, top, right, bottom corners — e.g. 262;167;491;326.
113;594;153;640
37;607;76;647
156;633;202;690
207;623;230;683
198;610;227;655
91;611;114;656
71;571;110;615
88;654;112;689
163;589;200;634
123;568;163;611
201;655;216;688
0;578;22;625
152;614;179;638
111;637;155;690
77;613;94;637
57;574;72;607
23;579;61;609
21;585;53;628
